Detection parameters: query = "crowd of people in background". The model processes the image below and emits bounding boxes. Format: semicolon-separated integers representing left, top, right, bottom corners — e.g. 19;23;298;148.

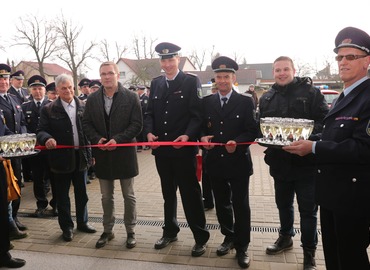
1;25;370;270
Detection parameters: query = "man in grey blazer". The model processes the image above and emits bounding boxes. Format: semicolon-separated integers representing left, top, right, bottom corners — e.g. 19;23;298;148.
82;61;142;249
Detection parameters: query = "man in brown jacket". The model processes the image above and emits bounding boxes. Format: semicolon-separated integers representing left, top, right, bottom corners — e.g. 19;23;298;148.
82;61;142;249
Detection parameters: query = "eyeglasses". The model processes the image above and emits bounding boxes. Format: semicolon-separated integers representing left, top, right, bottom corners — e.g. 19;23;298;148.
100;71;116;77
335;54;368;61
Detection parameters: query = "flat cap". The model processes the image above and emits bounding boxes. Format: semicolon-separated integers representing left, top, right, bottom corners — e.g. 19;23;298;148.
212;56;239;73
155;42;181;59
10;70;25;80
334;26;370;54
46;82;56;92
0;63;11;78
28;75;46;87
78;78;91;87
89;80;101;88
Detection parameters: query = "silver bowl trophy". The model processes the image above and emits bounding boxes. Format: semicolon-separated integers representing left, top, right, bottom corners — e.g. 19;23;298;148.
0;133;40;159
256;117;314;148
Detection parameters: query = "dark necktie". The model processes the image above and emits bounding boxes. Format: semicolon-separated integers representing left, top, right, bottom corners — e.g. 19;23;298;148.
167;80;174;89
18;89;23;97
335;92;345;107
221;97;228;109
37;101;41;111
3;95;9;103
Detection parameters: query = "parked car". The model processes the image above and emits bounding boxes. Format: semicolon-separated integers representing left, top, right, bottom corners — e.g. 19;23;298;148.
321;89;340;108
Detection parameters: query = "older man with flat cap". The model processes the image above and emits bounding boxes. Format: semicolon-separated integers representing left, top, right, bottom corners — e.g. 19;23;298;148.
144;42;210;257
22;75;57;217
283;26;370;270
200;56;258;268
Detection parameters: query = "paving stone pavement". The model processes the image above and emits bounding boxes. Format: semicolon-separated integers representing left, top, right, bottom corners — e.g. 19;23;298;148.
11;144;330;270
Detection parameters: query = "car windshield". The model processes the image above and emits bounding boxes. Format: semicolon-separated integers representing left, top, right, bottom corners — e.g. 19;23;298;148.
324;93;339;104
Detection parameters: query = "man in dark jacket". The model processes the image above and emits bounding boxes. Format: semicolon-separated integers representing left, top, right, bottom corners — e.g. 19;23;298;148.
259;56;329;270
144;42;209;257
37;73;96;242
82;61;142;249
284;26;370;270
201;56;258;268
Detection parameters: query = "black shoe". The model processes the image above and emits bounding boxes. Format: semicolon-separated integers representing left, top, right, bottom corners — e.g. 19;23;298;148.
20;182;25;188
303;248;317;270
86;179;91;184
89;172;96;180
191;243;206;257
96;232;115;248
77;223;97;233
126;233;136;249
0;257;26;268
236;251;250;268
217;239;234;256
14;218;28;231
62;228;73;242
34;207;47;218
154;236;178;249
266;234;293;255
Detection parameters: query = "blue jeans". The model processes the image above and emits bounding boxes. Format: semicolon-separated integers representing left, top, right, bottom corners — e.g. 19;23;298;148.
274;168;318;249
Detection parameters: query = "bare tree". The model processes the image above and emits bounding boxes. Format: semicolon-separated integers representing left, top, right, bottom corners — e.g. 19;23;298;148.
55;14;96;94
189;49;207;71
13;14;59;77
98;39;128;62
132;34;157;59
294;59;314;77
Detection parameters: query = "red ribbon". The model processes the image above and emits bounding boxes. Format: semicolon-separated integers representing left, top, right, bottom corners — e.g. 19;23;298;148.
35;141;256;150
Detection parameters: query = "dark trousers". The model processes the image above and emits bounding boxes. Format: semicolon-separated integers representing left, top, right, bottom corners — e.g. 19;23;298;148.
273;169;318;249
155;155;210;245
320;207;370;270
201;150;214;208
53;166;88;231
211;174;250;251
29;155;57;209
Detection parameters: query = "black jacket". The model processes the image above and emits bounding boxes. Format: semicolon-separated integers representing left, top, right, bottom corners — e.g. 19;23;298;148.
144;71;202;157
259;77;329;177
315;79;370;217
37;97;92;174
201;91;258;178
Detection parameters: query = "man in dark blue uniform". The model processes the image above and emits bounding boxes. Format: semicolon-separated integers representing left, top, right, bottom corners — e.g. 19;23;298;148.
144;42;209;257
8;70;29;104
135;85;149;152
22;75;57;217
0;63;26;268
284;26;370;270
77;78;91;101
200;56;258;268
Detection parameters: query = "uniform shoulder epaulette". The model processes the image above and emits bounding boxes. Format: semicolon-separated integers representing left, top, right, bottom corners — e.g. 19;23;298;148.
185;72;197;77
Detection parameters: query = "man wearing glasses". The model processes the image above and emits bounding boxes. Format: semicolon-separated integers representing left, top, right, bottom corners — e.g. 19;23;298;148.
283;26;370;270
82;62;142;250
